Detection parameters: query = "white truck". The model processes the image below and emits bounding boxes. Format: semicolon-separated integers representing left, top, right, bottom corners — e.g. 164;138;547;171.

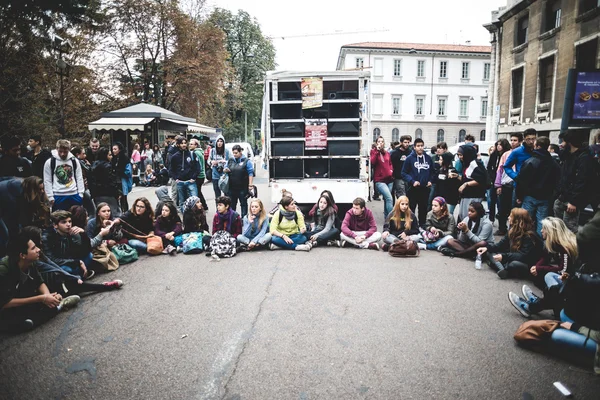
262;70;371;210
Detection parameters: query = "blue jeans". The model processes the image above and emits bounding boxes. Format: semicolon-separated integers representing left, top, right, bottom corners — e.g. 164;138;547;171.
487;187;498;222
237;233;272;246
229;189;249;217
177;181;198;211
212;179;222;202
128;239;147;254
522;196;549;236
426;235;452;250
375;181;394;219
61;252;93;276
304;228;340;244
271;233;307;250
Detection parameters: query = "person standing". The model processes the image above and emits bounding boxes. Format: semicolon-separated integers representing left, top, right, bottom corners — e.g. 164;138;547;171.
401;138;434;227
455;144;488;222
152;144;163;171
389;135;412;198
494;133;522;235
0;136;32;178
208;135;230;202
25;134;52;178
86;138;101;164
111;142;131;213
487;139;510;225
370;136;394;219
504;128;536;207
169;137;199;211
140;142;154;172
43;140;84;211
71;146;95;216
130;143;141;173
189;139;209;211
225;144;254;217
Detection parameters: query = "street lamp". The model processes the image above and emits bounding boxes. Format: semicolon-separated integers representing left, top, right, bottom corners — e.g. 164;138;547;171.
53;35;71;138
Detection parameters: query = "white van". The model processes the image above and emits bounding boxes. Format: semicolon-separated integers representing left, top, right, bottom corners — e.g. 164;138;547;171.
225;142;255;159
448;141;497;168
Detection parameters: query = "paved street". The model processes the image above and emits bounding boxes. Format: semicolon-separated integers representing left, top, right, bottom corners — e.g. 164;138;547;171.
1;168;599;399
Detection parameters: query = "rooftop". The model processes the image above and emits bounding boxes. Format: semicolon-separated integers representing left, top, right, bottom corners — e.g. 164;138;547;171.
341;42;492;54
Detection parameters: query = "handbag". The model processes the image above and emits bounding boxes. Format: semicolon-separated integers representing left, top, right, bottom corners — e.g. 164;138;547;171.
514;319;561;344
92;243;119;271
218;173;229;194
146;235;164;255
389;239;419;257
181;232;204;254
111;244;138;264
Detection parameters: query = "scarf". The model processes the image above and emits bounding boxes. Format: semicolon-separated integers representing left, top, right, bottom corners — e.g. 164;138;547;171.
217;207;235;231
280;208;297;221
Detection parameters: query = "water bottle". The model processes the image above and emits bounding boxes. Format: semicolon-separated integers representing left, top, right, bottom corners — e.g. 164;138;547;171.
475;254;482;270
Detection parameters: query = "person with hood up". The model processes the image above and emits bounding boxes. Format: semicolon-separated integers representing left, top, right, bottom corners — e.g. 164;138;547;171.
43;139;84;212
401;138;435;227
25;134;52;178
455;144;488;222
169;137;199;212
208;135;231;202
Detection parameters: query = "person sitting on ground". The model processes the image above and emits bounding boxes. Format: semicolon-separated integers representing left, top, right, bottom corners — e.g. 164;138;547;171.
423;197;456;251
141;164;156;187
238;199;271;251
182;196;211;249
114;197;155;254
212;196;242;238
86;202;123;250
154;202;183;255
340;197;381;250
477;208;542;279
442;201;494;258
270;196;311;251
0;230;80;333
304;194;340;247
42;210;94;280
269;189;294;217
308;190;339;217
381;196;420;252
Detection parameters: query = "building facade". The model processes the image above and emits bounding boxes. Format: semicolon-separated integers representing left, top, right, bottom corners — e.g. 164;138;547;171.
485;0;600;143
336;42;492;147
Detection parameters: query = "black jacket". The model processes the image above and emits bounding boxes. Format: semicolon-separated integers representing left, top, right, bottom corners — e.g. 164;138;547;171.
486;233;542;266
26;149;52;178
487;151;501;182
390;146;412;179
42;228;91;269
89;160;121;198
516;149;560;201
169;150;199;181
555;145;596;208
0;155;32;178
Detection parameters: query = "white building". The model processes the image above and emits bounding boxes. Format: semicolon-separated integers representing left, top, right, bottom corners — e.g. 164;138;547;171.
336;42;492;147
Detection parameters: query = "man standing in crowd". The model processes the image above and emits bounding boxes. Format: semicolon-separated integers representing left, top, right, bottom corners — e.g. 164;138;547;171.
26;134;52;178
169;136;199;211
340;197;381;250
188;138;209;211
71;146;95;215
495;132;522;235
504;128;536;206
43;139;85;211
86;138;101;164
515;136;560;236
0;136;32;178
554;130;596;233
225;144;254;217
401;138;434;228
390;135;412;198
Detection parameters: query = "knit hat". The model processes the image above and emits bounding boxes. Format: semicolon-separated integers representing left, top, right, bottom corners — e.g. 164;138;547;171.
184;196;200;211
433;196;446;206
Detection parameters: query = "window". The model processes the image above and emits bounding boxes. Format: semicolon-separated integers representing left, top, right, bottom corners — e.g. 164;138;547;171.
415;128;423;139
373;94;383;115
516;15;529;46
483;63;491;81
579;0;600;15
392;96;401;115
481;98;488;117
417;60;425;77
544;0;561;32
437;129;445;143
576;38;598;71
438;97;447;116
439;61;447;78
462;62;470;79
539;56;555;104
392;128;400;142
374;58;383;77
480;130;486;141
394;59;402;77
512;67;524;108
459;98;469;117
459;129;466;142
415;97;424;115
373;128;380;143
356;58;364;69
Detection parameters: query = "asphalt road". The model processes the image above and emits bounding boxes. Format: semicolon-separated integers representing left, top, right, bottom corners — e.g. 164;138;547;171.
1;169;599;399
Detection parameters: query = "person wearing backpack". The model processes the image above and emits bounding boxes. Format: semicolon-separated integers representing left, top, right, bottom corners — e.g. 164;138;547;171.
43;139;85;212
270;196;311;251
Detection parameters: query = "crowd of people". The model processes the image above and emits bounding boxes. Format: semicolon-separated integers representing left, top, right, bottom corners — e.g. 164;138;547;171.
1;129;600;375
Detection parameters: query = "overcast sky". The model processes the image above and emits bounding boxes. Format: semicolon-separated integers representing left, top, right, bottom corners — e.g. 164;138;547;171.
207;0;507;71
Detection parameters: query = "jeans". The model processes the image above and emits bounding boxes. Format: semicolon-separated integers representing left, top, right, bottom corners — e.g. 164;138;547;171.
271;233;307;250
237;233;272;246
426;235;452;250
61;252;93;276
83;189;96;216
487;187;498;222
553;199;580;233
177;181;198;211
523;196;549;236
340;231;382;248
383;233;421;245
394;179;407;198
375;181;394;219
304;228;340;244
408;185;430;227
212;179;222;202
195;177;208;209
128;239;147;254
427;184;437;212
229;188;249;217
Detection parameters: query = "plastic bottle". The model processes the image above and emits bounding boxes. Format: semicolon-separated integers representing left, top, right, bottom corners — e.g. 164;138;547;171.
475;254;482;270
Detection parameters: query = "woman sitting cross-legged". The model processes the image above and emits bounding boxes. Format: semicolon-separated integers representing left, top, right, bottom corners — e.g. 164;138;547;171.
441;201;494;259
237;199;271;251
154;202;182;255
270;196;311;251
423;196;456;251
182;196;211;249
381;196;421;252
304;194;340;247
86;202;124;250
114;197;155;254
476;208;542;279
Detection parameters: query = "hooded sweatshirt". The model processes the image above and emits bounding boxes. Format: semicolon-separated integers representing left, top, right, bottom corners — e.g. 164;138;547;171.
370;147;393;183
169;145;199;181
341;208;377;239
401;150;434;186
209;135;231;180
43;149;85;201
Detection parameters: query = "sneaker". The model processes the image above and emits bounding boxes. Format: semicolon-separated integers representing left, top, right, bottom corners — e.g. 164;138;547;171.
165;244;176;255
417;243;426;250
497;268;509;279
373;196;381;201
84;270;95;280
382;243;390;252
440;247;455;257
508;292;531;318
103;280;124;289
310;241;318;248
162;247;170;254
176;246;182;253
368;243;380;251
21;319;34;332
521;285;540;304
237;244;248;252
59;295;81;311
339;240;347;248
269;243;279;250
295;244;311;251
210;254;220;261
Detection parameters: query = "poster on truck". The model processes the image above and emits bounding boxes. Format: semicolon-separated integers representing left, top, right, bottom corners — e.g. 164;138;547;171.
572;71;600;120
301;77;323;109
305;119;328;150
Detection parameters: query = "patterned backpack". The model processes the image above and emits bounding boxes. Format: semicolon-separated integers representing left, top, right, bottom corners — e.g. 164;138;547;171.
209;230;237;258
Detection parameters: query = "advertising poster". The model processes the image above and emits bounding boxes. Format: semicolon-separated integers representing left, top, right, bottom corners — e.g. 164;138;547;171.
301;77;323;109
572;71;600;120
305;119;328;150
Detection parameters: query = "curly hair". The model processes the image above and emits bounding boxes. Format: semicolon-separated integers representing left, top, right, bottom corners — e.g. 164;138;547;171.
508;208;535;251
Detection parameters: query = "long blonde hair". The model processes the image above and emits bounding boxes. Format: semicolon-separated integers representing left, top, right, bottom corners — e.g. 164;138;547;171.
250;199;267;227
541;217;578;259
390;195;412;230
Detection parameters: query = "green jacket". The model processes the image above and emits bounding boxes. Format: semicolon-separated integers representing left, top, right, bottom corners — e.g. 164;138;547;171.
194;149;206;179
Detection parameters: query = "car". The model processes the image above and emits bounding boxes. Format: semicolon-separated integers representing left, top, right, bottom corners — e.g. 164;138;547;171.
448;141;497;168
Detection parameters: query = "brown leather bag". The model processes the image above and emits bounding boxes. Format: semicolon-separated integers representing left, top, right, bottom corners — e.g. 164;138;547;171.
92;243;119;271
514;320;561;344
146;235;164;255
388;239;419;257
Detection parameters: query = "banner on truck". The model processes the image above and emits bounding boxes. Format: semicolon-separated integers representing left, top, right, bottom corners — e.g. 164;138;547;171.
301;77;323;109
305;119;327;150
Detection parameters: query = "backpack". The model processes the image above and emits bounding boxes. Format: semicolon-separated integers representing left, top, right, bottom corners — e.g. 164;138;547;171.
209;230;237;258
181;232;204;254
50;157;78;184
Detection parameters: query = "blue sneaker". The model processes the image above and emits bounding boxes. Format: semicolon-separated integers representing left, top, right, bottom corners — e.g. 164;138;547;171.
508;292;531;318
521;285;540;304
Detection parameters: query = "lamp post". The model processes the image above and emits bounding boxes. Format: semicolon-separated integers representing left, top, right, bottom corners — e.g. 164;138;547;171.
53;35;71;138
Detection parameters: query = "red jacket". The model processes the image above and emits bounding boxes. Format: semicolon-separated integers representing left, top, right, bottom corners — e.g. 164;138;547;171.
370;148;393;183
341;208;377;239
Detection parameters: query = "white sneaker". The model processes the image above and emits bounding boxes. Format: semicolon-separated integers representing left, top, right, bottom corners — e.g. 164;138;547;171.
295;244;311;251
269;243;281;250
417;243;426;250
